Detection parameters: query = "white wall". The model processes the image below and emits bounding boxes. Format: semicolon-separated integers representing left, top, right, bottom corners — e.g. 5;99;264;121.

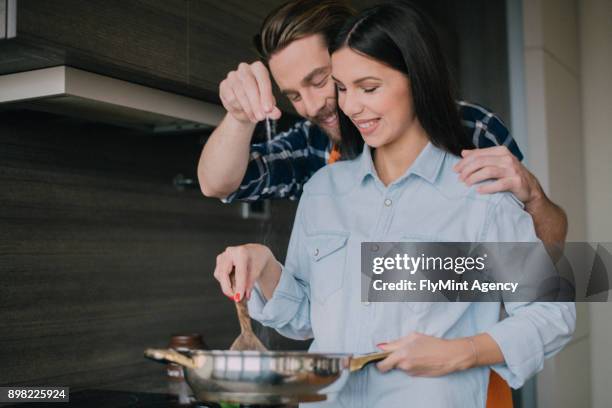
580;0;612;407
523;0;587;240
520;0;612;406
521;0;591;407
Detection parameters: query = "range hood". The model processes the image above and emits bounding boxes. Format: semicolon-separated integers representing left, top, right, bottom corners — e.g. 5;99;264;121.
0;66;225;133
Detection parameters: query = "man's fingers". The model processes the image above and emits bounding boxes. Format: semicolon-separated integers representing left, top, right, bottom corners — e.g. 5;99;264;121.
219;84;239;113
456;153;502;174
250;61;276;114
231;83;258;123
238;63;265;121
466;145;510;157
461;149;475;157
477;178;514;195
219;80;231;107
268;106;283;120
464;166;506;186
221;62;282;123
458;156;505;181
455;150;476;171
455;146;512;171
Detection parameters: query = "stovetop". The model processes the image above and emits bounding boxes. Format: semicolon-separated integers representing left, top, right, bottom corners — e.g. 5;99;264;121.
2;389;210;408
2;365;294;408
2;389;292;408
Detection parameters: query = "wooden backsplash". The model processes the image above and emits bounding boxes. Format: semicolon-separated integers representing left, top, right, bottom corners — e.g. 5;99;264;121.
0;110;305;388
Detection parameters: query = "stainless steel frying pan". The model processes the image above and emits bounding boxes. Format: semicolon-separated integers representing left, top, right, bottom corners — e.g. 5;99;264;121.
145;348;390;405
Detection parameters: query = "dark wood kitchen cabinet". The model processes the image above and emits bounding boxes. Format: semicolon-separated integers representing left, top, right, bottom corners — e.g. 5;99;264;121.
0;0;287;103
0;110;305;388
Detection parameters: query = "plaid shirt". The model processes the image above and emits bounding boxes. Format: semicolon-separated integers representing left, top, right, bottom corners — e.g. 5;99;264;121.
224;101;523;202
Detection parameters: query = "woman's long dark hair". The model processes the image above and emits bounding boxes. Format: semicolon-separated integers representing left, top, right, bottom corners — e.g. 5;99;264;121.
329;0;473;159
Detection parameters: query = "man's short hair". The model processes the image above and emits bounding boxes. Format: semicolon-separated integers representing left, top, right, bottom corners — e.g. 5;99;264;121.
254;0;355;62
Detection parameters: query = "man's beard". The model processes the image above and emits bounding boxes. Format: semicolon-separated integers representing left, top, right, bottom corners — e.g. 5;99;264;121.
311;109;341;143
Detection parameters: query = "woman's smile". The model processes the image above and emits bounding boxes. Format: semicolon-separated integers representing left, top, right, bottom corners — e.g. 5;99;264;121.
353;118;381;136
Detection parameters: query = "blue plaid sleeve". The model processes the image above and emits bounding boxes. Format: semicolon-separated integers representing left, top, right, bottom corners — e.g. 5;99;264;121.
458;101;524;161
222;121;329;202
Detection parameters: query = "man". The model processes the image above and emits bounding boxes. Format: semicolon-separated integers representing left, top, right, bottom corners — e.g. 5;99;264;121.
199;0;566;249
199;1;567;406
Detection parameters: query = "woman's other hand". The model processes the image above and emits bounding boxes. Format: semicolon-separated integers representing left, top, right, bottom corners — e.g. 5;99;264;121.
213;244;281;302
376;332;476;376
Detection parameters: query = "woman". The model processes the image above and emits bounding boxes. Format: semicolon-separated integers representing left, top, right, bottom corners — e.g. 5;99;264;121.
214;2;575;406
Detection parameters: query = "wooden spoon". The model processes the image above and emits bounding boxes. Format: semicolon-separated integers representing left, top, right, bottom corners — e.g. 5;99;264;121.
229;275;267;352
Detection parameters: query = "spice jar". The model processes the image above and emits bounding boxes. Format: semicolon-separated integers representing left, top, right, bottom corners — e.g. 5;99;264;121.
167;334;207;379
167;334;208;405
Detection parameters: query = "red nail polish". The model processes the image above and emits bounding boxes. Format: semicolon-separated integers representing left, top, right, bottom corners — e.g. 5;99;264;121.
234;293;241;302
376;342;387;348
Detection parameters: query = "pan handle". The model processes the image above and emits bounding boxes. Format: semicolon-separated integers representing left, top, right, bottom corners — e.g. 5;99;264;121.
349;351;391;372
144;348;201;369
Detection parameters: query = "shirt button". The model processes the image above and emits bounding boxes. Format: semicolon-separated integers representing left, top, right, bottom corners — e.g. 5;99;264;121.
371;244;380;252
384;198;392;207
314;248;319;256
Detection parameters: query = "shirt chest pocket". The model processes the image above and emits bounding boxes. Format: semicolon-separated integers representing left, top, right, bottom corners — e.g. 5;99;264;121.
305;232;349;304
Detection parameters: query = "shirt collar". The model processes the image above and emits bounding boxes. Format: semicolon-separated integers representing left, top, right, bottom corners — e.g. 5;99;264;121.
358;144;377;182
358;142;447;185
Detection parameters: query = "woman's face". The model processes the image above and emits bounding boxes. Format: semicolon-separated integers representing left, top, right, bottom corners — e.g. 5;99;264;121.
331;47;416;148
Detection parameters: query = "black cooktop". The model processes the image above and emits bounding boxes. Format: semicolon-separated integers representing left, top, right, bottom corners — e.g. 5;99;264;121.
2;390;202;408
2;389;289;408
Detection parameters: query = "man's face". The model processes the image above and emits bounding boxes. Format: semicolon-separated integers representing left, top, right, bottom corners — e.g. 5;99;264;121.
268;34;340;142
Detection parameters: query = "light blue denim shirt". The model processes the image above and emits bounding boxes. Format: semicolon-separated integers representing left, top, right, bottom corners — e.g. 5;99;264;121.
248;143;575;408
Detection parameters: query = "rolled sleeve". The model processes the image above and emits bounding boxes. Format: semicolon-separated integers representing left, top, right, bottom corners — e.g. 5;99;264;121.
248;265;312;340
481;194;576;388
486;302;575;388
